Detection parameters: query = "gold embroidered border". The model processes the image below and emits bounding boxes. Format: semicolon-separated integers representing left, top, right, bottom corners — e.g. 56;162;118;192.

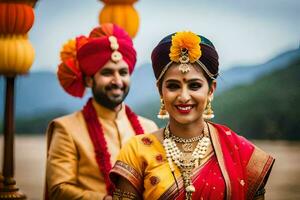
110;160;144;195
246;147;275;200
210;126;232;200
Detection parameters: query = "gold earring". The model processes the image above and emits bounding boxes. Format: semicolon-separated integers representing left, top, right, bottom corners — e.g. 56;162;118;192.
203;98;214;120
157;98;169;119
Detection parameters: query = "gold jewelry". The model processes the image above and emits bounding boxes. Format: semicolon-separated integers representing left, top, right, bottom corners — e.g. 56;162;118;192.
196;60;217;80
109;36;123;63
171;133;204;143
203;98;214;120
156;61;173;84
171;129;205;152
182;143;193;152
178;48;191;73
113;188;137;200
163;123;211;200
157;98;169;119
156;59;217;84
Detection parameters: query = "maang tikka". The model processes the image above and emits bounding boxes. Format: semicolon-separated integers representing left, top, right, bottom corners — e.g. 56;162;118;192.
178;48;191;73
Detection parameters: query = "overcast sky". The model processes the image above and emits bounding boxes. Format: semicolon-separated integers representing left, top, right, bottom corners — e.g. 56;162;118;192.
29;0;300;72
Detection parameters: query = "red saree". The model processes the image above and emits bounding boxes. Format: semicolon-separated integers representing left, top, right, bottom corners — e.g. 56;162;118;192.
159;155;226;200
160;123;274;200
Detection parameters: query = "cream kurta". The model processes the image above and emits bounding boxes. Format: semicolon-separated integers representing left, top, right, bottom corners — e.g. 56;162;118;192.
46;100;158;200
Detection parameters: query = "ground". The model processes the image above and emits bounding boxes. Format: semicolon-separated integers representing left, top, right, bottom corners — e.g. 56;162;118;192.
0;136;299;200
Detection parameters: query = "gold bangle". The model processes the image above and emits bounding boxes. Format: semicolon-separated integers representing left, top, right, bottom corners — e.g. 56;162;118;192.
113;188;137;200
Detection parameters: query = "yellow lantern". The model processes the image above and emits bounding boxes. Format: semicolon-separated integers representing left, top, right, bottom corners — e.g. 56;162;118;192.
0;1;37;199
99;4;139;38
0;34;35;76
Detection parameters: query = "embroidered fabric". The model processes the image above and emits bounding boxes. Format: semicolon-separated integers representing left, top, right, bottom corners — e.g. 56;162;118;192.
113;188;137;200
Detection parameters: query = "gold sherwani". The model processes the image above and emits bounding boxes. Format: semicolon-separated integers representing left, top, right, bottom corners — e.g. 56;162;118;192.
46;101;158;200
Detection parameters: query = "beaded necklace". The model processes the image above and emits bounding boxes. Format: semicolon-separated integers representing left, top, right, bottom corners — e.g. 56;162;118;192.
163;123;211;200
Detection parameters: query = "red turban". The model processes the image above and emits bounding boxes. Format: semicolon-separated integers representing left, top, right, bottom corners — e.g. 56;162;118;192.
77;24;136;76
57;23;137;98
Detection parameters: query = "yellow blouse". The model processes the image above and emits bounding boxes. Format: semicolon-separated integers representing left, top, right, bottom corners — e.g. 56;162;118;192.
110;134;214;199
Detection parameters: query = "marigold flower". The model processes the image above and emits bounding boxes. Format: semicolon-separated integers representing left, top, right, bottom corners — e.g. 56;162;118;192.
169;31;202;63
60;39;76;63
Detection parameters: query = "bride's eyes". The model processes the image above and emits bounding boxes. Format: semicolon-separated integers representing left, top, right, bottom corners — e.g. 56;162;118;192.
165;81;203;91
166;83;180;90
188;82;202;90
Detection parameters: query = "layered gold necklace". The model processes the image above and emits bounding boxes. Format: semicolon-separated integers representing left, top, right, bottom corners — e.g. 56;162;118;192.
163;123;211;200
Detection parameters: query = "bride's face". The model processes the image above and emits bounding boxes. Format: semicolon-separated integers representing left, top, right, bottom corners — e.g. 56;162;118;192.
161;63;215;125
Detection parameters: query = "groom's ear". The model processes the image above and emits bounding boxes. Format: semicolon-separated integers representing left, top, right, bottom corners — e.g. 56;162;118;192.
85;76;93;88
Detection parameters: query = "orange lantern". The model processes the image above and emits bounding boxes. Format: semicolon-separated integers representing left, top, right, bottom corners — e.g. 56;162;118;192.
99;4;139;38
0;3;34;34
101;0;137;4
0;1;37;199
0;0;38;7
24;0;39;7
0;34;35;76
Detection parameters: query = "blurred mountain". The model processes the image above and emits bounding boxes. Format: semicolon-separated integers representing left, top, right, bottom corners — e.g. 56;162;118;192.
136;53;300;140
213;57;300;140
0;67;157;118
129;47;300;112
0;47;299;133
0;72;90;117
217;48;300;92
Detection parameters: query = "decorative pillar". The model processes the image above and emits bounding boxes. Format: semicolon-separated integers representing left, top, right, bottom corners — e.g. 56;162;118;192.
0;1;37;199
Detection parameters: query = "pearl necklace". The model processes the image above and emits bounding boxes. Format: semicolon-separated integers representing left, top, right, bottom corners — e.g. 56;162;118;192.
163;123;211;200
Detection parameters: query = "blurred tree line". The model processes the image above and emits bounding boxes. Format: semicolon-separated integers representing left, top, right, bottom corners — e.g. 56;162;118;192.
0;58;299;140
213;58;300;140
0;109;68;134
136;59;300;140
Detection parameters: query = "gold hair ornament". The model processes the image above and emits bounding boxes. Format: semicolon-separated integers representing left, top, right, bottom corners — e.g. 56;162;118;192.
196;60;217;80
170;31;201;74
178;48;191;73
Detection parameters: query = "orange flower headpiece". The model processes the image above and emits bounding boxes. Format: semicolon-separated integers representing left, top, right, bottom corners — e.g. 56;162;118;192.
152;31;219;83
170;31;201;63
